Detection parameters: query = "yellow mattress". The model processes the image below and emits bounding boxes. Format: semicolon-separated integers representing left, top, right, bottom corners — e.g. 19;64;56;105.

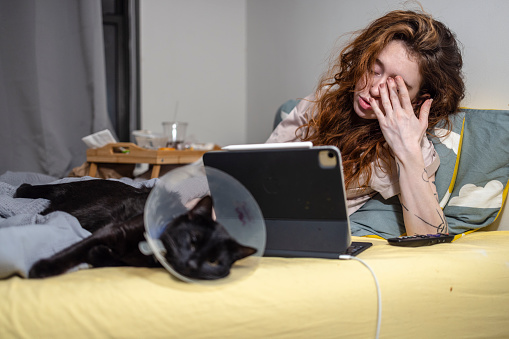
1;231;509;338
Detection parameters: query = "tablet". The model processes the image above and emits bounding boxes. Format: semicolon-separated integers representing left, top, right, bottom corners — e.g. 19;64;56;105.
203;145;352;258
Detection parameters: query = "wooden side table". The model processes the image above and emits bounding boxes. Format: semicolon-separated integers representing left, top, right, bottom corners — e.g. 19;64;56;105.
86;142;219;178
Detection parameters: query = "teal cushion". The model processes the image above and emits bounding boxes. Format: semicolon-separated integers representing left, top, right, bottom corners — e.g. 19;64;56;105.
349;195;405;238
273;99;300;129
430;112;465;204
441;109;509;233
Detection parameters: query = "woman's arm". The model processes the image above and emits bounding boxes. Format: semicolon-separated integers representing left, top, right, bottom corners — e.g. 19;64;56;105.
396;157;448;235
370;76;448;235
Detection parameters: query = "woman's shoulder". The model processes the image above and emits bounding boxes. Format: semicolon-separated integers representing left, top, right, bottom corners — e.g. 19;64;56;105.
294;93;316;113
266;93;316;143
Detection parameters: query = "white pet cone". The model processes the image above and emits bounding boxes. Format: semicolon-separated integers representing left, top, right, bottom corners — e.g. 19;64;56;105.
141;160;266;284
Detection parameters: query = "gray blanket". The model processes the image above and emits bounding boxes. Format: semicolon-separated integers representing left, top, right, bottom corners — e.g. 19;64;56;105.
0;172;158;279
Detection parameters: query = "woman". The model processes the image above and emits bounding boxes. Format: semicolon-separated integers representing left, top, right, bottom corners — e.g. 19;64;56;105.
267;9;465;236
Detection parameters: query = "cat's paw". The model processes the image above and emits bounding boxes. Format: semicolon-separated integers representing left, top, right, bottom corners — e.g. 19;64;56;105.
87;245;118;267
28;259;62;279
14;183;34;198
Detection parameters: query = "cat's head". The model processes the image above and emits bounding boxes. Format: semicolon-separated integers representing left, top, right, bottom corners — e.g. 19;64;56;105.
159;195;257;280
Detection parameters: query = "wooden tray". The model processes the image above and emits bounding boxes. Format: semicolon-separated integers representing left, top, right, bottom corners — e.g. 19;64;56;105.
86;142;219;178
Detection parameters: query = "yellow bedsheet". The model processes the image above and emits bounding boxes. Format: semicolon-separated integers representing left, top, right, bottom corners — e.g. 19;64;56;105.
1;231;509;339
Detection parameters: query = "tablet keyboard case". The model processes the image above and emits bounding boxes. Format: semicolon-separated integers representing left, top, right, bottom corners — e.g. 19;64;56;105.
203;147;351;258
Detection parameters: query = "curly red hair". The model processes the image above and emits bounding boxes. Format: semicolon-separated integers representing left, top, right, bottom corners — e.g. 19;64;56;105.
300;9;465;189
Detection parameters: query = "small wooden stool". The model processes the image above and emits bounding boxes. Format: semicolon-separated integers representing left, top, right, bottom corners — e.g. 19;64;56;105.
86;142;218;178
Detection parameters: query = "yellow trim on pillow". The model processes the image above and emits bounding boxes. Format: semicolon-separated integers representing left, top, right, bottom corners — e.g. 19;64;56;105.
453;230;476;242
362;234;386;240
494;179;509;221
460;106;508;111
449;117;465;192
439;117;465;209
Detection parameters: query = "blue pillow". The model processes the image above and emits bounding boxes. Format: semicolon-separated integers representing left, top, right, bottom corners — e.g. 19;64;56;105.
440;109;509;233
273;99;300;130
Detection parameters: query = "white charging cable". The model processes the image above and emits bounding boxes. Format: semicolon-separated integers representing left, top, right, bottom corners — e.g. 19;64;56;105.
339;255;381;339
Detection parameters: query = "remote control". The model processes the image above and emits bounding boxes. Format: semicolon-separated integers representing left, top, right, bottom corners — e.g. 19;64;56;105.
388;233;455;247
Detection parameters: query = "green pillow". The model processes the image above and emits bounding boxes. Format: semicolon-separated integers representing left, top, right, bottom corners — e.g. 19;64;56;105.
441;109;509;233
273;99;300;130
430;112;465;205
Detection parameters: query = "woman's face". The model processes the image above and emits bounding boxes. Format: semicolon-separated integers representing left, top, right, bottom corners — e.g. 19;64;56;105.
353;40;423;120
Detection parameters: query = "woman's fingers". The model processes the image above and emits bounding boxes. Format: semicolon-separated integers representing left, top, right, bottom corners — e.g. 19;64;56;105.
370;76;432;159
373;76;429;127
394;76;413;111
419;98;433;129
369;96;385;121
379;77;407;116
379;82;393;116
386;77;402;112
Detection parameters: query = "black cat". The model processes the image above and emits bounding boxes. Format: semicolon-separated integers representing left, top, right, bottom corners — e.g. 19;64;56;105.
14;179;256;280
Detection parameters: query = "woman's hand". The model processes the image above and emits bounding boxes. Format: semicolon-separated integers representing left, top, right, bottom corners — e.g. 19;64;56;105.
369;76;432;161
369;76;447;235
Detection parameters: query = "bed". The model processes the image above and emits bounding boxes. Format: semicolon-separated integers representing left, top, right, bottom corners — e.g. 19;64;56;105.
0;230;507;338
1;108;508;338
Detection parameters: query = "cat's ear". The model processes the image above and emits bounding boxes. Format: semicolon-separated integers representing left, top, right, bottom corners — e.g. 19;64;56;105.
228;240;257;261
188;195;214;220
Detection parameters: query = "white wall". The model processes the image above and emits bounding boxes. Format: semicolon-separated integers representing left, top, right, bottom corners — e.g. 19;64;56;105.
141;0;509;146
140;0;246;146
